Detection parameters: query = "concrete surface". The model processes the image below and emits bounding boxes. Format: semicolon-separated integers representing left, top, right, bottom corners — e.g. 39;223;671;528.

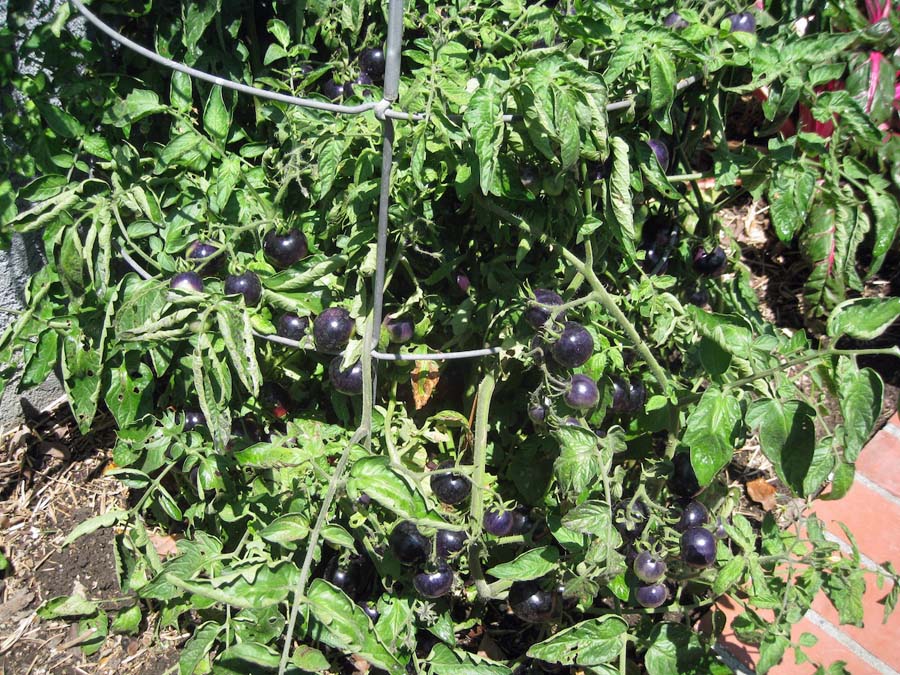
0;0;73;427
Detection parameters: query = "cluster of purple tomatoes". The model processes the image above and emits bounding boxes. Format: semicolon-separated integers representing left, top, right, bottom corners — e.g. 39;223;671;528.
616;453;724;608
169;230;415;399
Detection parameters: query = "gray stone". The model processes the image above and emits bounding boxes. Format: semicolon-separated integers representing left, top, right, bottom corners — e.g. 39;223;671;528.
0;233;65;425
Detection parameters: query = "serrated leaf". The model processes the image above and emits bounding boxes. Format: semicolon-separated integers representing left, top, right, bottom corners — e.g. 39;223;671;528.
346;456;428;520
837;359;882;462
526;615;628;665
488;547;559;581
827;297;900;341
713;556;746;596
746;399;817;496
464;75;507;195
684;388;742;486
63;509;129;547
554;427;601;496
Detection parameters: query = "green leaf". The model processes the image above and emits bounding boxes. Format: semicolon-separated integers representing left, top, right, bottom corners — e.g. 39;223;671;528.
19;175;69;201
746;399;816;496
78;609;108;656
713;556;746;596
165;562;299;610
314;136;346;199
179;622;223;675
259;513;309;546
553;87;581;170
768;165;815;242
161;131;213;170
307;580;402;672
61;332;105;433
428;643;512;675
321;524;356;549
607;137;635;254
20;329;59;390
687;306;754;359
756;633;789;674
291;645;331;671
62;509;129;547
170;71;193;113
36;101;84;138
203;86;230;145
217;306;261;396
110;604;142;635
824;568;866;627
38;594;99;619
526;615;628;665
867;186;899;261
464;75;507;195
645;622;716;675
488;547;559;581
268;18;291;47
106;89;168;127
210;154;242;214
827;297;900;341
649;48;675;112
684;388;742;486
554;426;601;496
347;456;428;520
105;359;153;428
837;360;882;462
562;500;613;535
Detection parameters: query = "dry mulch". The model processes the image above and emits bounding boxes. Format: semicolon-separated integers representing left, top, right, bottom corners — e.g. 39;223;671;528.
0;400;180;675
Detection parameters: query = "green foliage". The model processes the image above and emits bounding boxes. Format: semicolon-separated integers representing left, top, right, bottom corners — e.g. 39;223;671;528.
2;0;899;673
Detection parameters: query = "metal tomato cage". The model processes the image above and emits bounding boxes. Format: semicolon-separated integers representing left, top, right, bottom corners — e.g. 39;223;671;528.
70;0;696;365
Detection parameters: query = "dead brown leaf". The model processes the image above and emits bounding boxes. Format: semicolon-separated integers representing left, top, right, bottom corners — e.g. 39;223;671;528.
411;360;440;410
148;532;180;557
747;477;777;511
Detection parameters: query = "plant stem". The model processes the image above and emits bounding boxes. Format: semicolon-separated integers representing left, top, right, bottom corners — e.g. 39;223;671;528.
468;370;496;601
278;426;364;675
716;345;900;395
558;246;669;390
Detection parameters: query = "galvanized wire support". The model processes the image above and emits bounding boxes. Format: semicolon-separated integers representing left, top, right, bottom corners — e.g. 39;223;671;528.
68;0;701;366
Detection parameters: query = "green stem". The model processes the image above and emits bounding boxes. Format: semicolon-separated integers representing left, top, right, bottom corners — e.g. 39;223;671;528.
667;167;759;183
278;427;363;675
713;345;900;397
384;382;402;466
558;246;669;390
468;370;497;601
476;196;670;391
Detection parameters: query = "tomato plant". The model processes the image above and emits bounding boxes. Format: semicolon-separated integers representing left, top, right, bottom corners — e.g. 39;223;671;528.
2;1;900;674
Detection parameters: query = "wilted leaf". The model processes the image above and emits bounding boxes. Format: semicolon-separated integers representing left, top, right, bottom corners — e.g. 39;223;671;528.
412;360;440;410
746;478;777;511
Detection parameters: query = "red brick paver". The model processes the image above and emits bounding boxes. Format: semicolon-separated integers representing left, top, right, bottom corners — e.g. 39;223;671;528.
856;428;900;499
712;416;900;674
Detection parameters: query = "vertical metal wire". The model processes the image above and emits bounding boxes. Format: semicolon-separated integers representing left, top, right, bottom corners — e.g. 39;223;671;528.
370;0;405;350
383;0;405;101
